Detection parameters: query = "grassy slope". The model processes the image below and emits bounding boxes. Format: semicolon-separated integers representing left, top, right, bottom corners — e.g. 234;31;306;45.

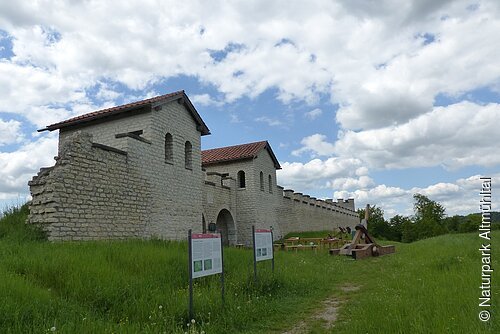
333;233;499;334
0;209;498;333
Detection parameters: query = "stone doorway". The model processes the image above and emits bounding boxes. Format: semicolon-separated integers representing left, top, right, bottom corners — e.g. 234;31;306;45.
215;209;235;246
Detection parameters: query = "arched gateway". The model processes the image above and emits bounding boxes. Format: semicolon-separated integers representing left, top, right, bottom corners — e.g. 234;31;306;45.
215;209;236;246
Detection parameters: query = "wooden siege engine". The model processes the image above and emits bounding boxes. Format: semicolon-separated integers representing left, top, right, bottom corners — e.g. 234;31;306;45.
329;204;396;260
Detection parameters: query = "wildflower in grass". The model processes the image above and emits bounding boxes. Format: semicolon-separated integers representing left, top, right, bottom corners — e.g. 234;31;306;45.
50;326;56;332
159;305;163;310
191;319;196;324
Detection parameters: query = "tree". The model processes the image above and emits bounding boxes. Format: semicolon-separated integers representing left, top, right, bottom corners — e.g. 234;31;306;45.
458;214;481;233
388;215;410;242
401;218;419;243
443;215;461;232
357;205;392;240
409;194;447;241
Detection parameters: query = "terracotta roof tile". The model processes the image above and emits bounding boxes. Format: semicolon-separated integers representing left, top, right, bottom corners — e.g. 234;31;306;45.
39;90;210;135
202;141;281;169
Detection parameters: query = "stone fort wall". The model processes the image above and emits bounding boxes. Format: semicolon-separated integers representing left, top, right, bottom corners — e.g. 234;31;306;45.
29;103;359;243
201;171;359;245
28;132;152;240
201;149;359;246
57;99;205;240
29;132;359;242
276;190;358;238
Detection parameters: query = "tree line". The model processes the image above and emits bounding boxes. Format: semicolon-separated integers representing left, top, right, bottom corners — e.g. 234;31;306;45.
358;194;500;243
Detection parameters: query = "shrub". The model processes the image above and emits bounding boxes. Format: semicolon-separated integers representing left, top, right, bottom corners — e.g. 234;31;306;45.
0;204;46;241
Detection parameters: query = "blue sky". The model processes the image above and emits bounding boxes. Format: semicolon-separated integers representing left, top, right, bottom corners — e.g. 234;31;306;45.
0;0;499;218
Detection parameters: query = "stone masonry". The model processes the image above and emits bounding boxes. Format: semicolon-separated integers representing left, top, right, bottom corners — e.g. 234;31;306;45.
28;91;359;244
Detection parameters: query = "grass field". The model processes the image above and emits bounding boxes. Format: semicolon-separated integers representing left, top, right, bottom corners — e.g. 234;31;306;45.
0;207;498;333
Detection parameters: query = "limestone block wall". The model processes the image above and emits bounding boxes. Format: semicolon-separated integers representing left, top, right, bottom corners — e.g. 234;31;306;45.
57;99;206;240
252;150;282;238
59;109;152;154
203;148;359;244
202;172;238;243
29;95;360;243
145;99;204;239
275;188;359;237
28;132;152;240
203;159;258;245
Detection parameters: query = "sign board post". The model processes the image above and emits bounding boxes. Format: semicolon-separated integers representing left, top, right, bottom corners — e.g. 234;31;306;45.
271;227;275;273
252;225;274;282
188;229;224;319
188;230;194;320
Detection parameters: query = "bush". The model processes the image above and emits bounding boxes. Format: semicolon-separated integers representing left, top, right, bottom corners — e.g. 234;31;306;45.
0;204;46;241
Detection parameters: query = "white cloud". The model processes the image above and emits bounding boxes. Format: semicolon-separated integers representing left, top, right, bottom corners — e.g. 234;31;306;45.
335;173;500;218
417;182;460;198
327;175;375;191
291;102;500;173
1;0;497;130
305;108;322;120
255;116;284;127
0;118;23;146
335;101;500;169
292;134;335;157
332;1;500;130
0;0;497;143
0;133;58;199
190;93;223;106
277;157;363;191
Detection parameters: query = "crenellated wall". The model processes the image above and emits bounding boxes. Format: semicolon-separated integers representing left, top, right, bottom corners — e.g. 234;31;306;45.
275;188;358;238
200;147;359;245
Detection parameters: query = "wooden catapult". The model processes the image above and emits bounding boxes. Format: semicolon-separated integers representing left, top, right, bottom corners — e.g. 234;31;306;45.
329;205;395;259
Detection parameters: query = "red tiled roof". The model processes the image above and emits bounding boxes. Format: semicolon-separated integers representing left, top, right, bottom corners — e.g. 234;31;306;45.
39;90;210;135
202;141;281;169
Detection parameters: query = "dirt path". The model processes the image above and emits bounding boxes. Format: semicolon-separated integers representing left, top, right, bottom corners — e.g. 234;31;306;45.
282;285;360;334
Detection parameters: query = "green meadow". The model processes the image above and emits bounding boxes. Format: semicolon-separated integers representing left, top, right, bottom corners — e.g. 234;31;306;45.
0;206;498;333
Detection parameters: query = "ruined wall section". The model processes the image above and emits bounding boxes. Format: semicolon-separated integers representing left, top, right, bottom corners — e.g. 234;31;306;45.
28;132;152;240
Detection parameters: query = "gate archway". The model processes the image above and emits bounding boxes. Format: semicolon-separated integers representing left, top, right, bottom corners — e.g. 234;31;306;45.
215;209;236;246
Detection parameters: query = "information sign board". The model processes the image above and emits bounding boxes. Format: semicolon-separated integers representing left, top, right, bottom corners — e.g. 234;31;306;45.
254;229;273;262
191;233;223;279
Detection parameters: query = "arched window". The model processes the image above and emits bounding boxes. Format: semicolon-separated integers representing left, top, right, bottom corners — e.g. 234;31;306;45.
238;170;246;188
185;141;192;169
268;174;273;193
165;133;173;163
260;171;264;191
